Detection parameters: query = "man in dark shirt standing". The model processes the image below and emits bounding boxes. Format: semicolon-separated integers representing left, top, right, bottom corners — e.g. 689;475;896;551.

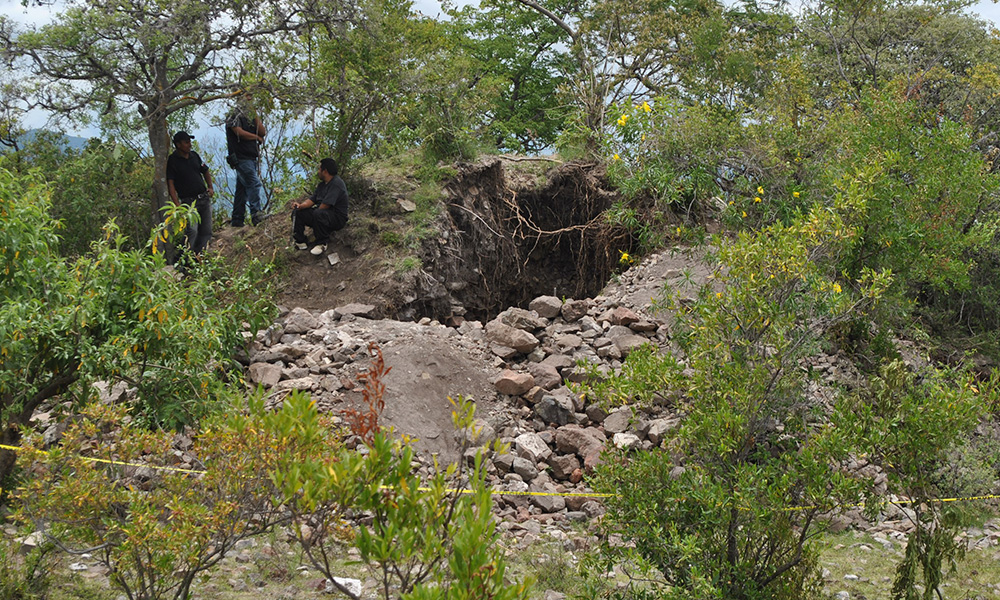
292;158;349;256
226;101;266;227
166;131;214;258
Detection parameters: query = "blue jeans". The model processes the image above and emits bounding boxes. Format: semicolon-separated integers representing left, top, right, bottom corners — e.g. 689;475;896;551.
232;158;263;225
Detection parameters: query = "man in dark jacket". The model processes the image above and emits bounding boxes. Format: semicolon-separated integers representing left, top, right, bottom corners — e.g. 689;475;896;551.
292;158;349;256
226;101;266;226
166;131;214;258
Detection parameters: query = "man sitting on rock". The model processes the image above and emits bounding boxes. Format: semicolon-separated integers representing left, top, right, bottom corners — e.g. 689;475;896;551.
292;158;349;256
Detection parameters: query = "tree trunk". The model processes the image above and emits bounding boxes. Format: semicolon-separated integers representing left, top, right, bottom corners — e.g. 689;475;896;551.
148;114;172;222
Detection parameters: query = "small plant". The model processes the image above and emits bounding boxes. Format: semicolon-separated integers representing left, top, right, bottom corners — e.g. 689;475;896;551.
270;352;529;600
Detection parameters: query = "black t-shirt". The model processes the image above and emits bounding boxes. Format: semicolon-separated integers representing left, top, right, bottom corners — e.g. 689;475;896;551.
166;150;209;199
310;176;349;221
226;111;260;160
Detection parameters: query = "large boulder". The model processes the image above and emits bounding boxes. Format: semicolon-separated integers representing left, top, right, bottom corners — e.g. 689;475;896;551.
283;307;320;334
515;432;552;463
494;370;535;396
527;362;561;390
485;320;540;354
529;295;563;319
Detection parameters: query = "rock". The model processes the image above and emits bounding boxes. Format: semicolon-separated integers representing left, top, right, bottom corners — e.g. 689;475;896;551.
581;500;604;517
585;403;609;423
541;353;575;370
527;362;562;390
273;377;316;393
603;409;632;434
512;457;539;480
530;484;566;513
498;307;547;331
835;592;851;600
283;307;320;333
333;303;376;319
485;320;540;354
555;425;606;458
553;333;583;350
613;432;641;450
548;454;581;480
515;432;552;463
609;306;641;326
328;577;363;596
529;295;563;319
646;418;679;445
494;453;515;473
606;325;652;356
561;299;592;322
544;590;568;600
494;370;535;396
535;395;575;425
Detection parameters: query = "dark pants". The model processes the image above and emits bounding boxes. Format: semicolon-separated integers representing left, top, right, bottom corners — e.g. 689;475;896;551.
293;207;346;244
184;193;213;254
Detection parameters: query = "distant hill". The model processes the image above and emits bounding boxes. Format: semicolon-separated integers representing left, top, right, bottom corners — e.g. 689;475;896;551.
23;129;92;151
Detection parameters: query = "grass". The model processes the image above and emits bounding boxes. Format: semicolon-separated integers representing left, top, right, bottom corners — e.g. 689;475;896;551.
817;529;1000;599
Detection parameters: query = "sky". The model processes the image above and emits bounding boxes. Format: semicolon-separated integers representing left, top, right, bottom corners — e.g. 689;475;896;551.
3;0;1000;144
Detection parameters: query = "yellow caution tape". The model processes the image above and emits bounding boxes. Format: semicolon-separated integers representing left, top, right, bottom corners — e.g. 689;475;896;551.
1;443;997;505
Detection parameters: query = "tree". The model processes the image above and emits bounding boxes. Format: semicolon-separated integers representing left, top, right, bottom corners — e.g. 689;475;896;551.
0;0;350;222
447;0;572;153
585;206;892;599
0;164;274;487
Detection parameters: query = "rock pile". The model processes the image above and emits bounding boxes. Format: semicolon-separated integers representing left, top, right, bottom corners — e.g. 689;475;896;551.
242;291;682;521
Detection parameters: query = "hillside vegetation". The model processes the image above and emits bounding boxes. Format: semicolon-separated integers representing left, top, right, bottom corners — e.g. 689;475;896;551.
1;0;1000;598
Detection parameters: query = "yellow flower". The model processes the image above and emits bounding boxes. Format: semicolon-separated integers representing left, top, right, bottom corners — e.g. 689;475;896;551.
757;186;764;194
741;211;747;218
641;101;652;113
619;250;633;264
833;283;842;293
617;114;629;127
793;191;801;198
754;197;761;203
613;153;620;161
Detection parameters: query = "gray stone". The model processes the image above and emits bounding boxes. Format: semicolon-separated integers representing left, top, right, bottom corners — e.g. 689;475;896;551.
607;325;653;356
283;307;320;334
512;457;538;480
498;307;547;331
535;395;574;425
554;425;606;458
527;362;561;390
248;362;282;387
485;320;540;354
647;418;680;445
554;333;583;350
273;377;316;393
603;409;632;434
561;299;592;322
333;303;376;319
530;483;566;513
541;353;575;370
585;403;609;423
515;432;552;463
581;500;605;518
494;453;515;473
494;370;535;396
529;295;563;319
613;432;641;450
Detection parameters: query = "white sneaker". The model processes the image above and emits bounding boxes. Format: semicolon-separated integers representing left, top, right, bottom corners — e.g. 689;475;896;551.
294;242;309;250
310;244;327;256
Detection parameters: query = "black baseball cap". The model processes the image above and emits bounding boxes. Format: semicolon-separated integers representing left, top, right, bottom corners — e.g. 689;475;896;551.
172;131;194;143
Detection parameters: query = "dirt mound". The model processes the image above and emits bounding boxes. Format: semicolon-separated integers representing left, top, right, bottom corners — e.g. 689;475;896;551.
212;157;639;322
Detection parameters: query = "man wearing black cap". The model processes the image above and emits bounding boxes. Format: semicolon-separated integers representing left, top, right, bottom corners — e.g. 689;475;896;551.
166;131;214;258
